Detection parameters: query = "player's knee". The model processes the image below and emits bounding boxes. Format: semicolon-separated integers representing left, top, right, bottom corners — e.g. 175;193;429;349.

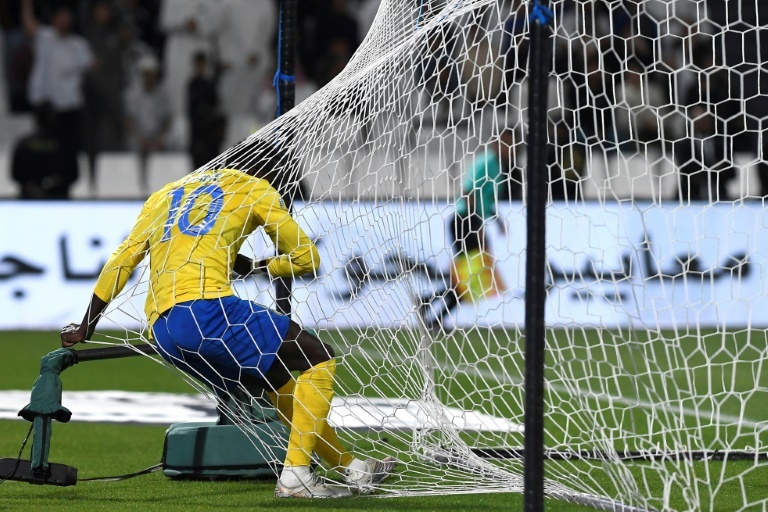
285;322;335;366
302;338;332;364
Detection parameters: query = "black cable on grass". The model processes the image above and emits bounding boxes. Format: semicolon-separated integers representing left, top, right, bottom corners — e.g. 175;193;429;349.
0;424;33;485
80;463;163;482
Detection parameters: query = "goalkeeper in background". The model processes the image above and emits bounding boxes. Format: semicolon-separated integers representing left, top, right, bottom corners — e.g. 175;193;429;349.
60;150;396;498
421;129;512;330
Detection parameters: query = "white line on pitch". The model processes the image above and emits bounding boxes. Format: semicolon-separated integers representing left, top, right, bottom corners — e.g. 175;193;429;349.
469;364;765;430
345;345;765;430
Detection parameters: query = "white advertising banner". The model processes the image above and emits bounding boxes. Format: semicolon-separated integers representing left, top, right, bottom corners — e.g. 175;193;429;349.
1;201;766;331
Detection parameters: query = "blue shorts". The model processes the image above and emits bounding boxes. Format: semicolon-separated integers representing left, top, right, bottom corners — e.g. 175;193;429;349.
151;296;291;392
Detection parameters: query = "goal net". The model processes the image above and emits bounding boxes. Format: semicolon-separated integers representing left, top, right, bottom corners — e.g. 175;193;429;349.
92;0;768;509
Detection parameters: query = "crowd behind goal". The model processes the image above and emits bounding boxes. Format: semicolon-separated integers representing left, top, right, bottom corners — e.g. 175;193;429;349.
0;0;765;203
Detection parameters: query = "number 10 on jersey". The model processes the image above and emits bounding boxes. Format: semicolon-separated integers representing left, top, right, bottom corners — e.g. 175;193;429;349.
161;184;224;241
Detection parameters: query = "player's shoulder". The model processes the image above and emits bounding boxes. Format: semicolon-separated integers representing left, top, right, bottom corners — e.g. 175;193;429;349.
148;169;282;205
159;168;243;192
215;169;288;211
212;168;281;197
143;180;178;212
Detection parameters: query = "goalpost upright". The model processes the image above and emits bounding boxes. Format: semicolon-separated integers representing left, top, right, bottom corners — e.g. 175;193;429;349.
523;1;553;511
274;0;298;317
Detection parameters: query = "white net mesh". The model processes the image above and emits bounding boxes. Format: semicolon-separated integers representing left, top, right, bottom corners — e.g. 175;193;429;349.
89;0;768;509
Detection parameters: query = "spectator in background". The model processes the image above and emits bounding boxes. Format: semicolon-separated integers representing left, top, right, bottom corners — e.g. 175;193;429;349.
22;0;93;182
498;127;525;201
457;20;505;119
614;60;665;152
125;54;171;195
217;0;275;139
3;1;35;113
187;51;225;170
309;0;359;87
160;0;218;129
315;37;354;88
11;103;78;199
610;4;658;73
707;0;768;197
569;44;617;150
681;40;730;134
115;0;163;57
672;104;734;203
83;1;128;191
548;118;584;202
0;24;7;114
416;19;459;124
120;21;155;91
501;0;528;122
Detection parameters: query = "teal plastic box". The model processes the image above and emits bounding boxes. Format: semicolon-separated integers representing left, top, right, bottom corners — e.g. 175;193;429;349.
162;421;289;479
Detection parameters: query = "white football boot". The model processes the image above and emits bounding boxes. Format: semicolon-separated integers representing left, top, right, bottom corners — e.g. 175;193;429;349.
275;466;353;498
343;456;398;495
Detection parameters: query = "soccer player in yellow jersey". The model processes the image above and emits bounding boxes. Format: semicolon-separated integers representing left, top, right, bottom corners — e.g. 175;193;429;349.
60;164;395;498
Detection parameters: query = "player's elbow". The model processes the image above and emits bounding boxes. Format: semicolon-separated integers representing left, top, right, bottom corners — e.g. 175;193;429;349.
302;245;321;274
293;244;320;276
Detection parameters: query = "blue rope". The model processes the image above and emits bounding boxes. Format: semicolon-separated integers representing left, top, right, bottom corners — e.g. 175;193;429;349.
529;0;553;25
274;3;283;117
414;0;424;30
273;72;295;86
274;4;295;117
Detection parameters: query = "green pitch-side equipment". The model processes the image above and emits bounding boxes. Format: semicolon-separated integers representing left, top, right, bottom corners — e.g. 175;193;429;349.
163;385;288;480
1;343;286;486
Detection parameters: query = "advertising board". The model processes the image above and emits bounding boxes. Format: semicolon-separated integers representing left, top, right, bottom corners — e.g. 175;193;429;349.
1;201;765;331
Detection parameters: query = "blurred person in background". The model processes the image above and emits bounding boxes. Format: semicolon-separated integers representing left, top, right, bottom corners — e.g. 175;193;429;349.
0;24;7;114
125;54;171;195
22;0;93;185
569;44;617;150
306;0;359;87
416;19;459;125
314;37;354;88
498;127;525;201
614;59;665;153
217;0;275;141
672;103;734;203
548;118;585;202
160;0;218;144
114;0;163;58
187;51;225;169
1;1;36;113
83;0;128;191
11;102;78;199
457;20;504;121
707;0;768;197
120;20;155;91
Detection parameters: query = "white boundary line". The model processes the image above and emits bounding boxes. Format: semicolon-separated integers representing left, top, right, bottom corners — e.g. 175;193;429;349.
346;345;766;430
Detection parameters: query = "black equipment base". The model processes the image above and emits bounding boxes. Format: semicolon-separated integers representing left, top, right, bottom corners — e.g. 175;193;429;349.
0;458;77;486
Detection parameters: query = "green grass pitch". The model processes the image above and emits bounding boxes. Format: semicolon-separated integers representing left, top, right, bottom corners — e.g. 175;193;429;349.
1;330;768;511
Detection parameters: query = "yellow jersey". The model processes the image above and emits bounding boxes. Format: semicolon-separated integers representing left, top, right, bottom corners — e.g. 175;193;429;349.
92;168;319;327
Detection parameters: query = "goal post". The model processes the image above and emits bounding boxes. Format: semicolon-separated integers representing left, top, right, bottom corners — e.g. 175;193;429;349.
523;1;552;511
273;0;297;317
82;0;768;509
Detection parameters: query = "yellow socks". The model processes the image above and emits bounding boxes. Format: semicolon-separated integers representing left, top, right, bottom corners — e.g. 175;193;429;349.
267;359;354;469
